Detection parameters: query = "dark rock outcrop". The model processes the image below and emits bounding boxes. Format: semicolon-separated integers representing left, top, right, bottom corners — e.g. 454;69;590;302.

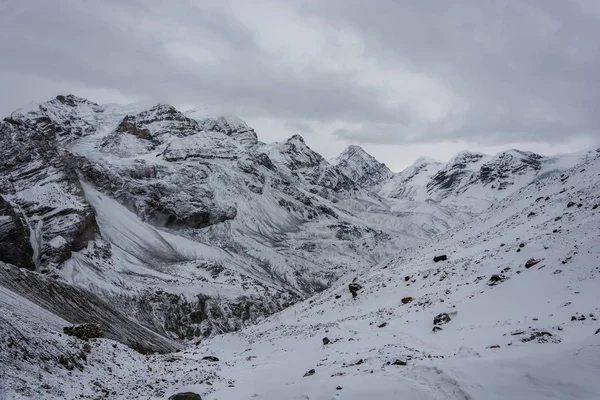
63;323;103;340
349;282;362;298
169;393;202;400
433;313;451;325
433;255;448;262
0;195;34;270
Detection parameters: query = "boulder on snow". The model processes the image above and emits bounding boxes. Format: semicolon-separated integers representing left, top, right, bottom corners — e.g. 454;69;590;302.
303;369;316;377
169;393;202;400
595;328;600;335
487;274;506;286
432;326;443;333
202;356;219;362
525;258;541;268
404;276;410;282
348;282;362;298
433;255;448;262
322;337;330;345
401;296;413;304
433;313;451;325
63;323;103;340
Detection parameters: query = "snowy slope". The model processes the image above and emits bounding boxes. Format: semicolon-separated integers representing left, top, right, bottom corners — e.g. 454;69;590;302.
380;156;444;201
2;144;598;399
164;147;600;399
0;95;469;344
2;94;599;399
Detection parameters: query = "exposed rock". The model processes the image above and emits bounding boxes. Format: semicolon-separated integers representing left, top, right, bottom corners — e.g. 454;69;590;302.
525;258;542;269
433;313;451;325
401;297;413;304
487;345;501;349
432;326;443;333
377;322;387;328
322;337;330;345
303;369;316;377
0;195;34;270
404;275;410;282
63;323;103;340
169;392;202;400
567;201;575;208
487;274;506;286
348;282;362;298
433;255;448;262
390;359;407;366
202;356;219;362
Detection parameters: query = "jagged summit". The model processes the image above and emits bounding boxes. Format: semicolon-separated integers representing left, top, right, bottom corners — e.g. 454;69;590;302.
332;144;393;188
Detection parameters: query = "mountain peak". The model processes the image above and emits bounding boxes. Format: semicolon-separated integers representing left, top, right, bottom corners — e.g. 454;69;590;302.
288;134;305;144
333;144;392;187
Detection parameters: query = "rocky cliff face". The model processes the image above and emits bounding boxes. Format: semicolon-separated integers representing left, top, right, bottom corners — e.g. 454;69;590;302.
0;116;99;268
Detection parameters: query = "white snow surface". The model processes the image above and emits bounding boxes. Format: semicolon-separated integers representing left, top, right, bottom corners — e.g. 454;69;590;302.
2;142;599;398
2;96;600;399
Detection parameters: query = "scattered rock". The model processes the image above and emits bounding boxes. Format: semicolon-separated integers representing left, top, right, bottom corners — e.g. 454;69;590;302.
432;326;443;333
433;313;451;325
390;359;407;366
519;243;525;248
169;393;202;400
528;212;536;217
63;323;103;340
303;369;316;377
378;322;387;328
487;274;506;286
488;345;500;349
401;296;413;304
202;356;219;362
521;331;558;343
83;343;92;353
567;201;575;208
525;258;541;269
348;282;362;298
322;337;330;345
433;255;448;262
404;276;410;282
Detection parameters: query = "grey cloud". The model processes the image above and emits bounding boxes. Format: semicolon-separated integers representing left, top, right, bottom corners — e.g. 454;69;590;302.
1;0;599;149
303;0;600;145
0;0;405;126
285;121;314;133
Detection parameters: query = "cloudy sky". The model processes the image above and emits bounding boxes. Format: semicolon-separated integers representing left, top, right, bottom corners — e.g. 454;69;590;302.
1;0;599;170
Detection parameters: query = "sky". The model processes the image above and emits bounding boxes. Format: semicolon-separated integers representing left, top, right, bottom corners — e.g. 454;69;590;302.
1;0;599;171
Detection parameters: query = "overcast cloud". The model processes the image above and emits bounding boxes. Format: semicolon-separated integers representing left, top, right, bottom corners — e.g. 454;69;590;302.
1;0;599;170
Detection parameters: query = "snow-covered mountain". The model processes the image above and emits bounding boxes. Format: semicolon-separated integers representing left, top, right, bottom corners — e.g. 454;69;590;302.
0;95;468;347
380;156;444;201
331;145;393;188
1;94;598;399
3;136;598;399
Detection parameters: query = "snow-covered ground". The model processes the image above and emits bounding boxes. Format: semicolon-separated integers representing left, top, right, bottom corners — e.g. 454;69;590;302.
2;95;599;399
2;124;598;399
